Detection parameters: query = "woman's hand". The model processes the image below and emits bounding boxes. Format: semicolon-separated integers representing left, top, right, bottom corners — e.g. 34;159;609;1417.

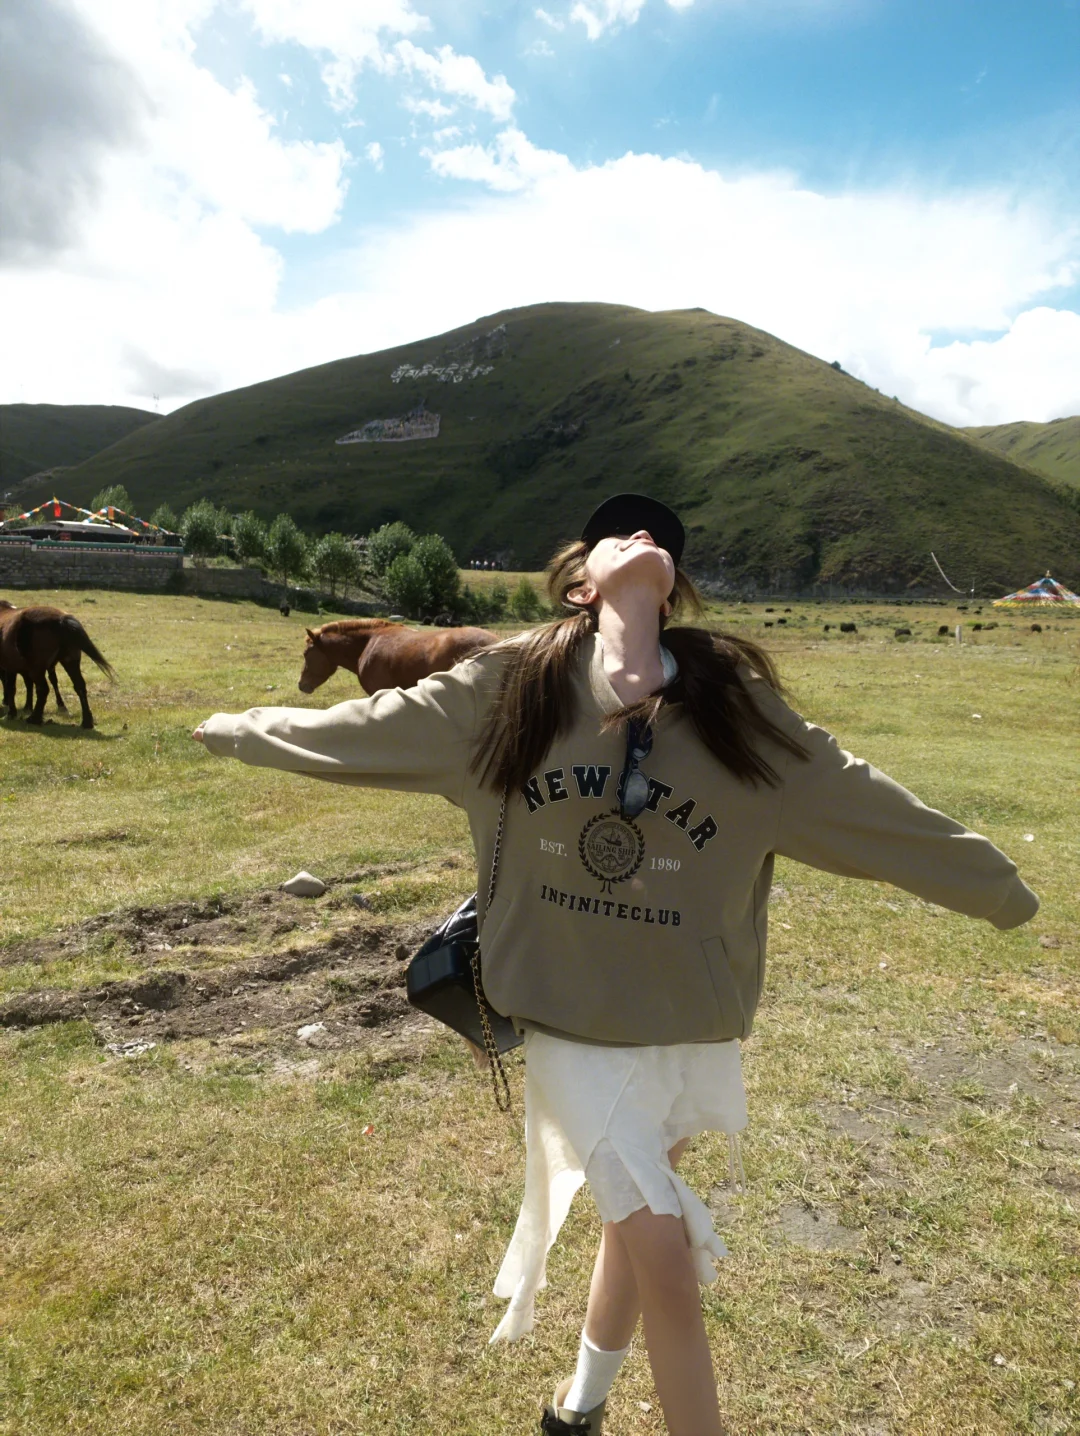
192;724;205;743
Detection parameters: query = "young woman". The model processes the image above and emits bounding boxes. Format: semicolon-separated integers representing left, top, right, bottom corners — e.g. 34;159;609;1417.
194;494;1037;1435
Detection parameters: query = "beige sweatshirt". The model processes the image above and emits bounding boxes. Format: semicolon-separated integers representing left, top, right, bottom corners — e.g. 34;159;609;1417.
201;633;1038;1046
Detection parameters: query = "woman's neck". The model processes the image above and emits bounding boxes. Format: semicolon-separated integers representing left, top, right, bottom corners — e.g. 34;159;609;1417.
594;594;665;707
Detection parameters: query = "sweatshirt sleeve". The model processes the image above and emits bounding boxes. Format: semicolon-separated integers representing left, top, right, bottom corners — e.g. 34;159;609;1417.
199;655;493;806
763;689;1039;930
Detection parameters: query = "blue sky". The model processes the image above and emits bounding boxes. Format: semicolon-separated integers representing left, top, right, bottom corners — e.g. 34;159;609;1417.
203;0;1080;306
2;0;1078;422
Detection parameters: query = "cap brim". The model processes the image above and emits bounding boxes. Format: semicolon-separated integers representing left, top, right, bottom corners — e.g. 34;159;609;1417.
581;493;685;565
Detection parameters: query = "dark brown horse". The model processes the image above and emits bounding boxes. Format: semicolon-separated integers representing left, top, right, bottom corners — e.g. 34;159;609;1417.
0;600;67;714
298;619;496;695
0;606;115;727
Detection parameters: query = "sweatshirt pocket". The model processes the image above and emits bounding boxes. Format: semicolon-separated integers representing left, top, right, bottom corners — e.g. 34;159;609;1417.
700;934;749;1039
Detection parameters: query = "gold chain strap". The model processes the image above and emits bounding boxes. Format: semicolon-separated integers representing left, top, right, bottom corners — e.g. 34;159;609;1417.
472;789;511;1112
471;947;511;1111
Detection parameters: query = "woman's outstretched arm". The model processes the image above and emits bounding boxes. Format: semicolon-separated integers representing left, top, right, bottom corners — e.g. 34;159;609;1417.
193;656;496;806
764;696;1038;929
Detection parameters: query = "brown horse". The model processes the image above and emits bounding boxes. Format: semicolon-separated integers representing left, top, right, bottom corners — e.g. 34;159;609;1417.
0;606;115;727
297;619;496;695
0;600;67;714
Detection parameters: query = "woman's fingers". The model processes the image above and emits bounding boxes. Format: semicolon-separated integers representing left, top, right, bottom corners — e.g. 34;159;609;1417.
192;724;205;743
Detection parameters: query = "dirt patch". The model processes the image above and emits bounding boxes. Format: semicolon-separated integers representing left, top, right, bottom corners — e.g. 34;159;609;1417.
0;881;462;1060
768;1202;863;1252
0;863;435;970
907;1037;1079;1105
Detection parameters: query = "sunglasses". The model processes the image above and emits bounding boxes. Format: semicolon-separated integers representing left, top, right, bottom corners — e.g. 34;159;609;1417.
618;718;654;819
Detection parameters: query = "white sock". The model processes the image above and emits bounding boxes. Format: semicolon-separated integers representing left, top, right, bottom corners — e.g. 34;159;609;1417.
563;1330;631;1413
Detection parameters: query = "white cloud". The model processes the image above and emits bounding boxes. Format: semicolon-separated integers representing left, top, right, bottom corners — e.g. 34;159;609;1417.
365;140;385;170
526;38;556;58
0;0;346;408
571;0;646;41
393;41;515;122
425;128;572;191
403;95;456;119
289;147;1080;427
242;0;428;108
570;0;842;40
535;7;566;28
896;308;1080;427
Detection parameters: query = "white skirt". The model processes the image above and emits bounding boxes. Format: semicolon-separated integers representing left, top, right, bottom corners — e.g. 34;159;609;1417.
489;1029;748;1343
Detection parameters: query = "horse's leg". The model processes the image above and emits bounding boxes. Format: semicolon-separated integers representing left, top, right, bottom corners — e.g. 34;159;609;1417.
22;674;34;713
48;665;68;712
28;671;48;724
1;671;16;720
60;654;93;728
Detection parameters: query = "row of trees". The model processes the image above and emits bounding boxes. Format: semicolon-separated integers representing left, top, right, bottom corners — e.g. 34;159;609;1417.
366;520;543;622
89;485;545;620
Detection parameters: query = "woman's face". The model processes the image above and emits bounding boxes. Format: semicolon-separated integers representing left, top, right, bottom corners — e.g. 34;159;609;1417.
572;530;676;610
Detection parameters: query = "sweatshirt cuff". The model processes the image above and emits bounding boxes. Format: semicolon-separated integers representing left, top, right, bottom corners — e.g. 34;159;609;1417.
201;712;239;758
987;876;1039;930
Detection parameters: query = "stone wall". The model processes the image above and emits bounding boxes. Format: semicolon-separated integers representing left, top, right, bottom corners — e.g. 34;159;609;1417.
0;542;379;614
0;542;183;593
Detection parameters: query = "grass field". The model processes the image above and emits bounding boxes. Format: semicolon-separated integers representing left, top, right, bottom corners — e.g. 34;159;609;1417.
2;587;1078;1435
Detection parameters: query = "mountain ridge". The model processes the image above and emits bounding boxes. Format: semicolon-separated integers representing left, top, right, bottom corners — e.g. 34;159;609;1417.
963;416;1080;491
28;304;1080;592
1;403;160;492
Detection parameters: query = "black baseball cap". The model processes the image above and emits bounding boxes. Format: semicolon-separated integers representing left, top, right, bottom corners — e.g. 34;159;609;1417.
581;493;685;565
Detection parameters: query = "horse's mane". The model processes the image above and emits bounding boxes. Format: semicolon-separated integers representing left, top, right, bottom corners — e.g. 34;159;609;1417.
315;618;397;636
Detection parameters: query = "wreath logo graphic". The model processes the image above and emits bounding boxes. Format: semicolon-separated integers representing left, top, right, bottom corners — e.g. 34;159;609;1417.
578;810;645;893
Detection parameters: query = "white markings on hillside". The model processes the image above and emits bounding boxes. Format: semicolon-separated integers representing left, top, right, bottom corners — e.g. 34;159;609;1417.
390;321;508;386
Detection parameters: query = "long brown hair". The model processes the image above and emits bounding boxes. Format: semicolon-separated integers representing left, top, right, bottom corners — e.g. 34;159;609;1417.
472;540;808;792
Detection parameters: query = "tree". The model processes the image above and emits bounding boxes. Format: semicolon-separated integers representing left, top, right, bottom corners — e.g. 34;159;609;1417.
91;484;131;514
265;513;309;589
509;576;541;621
181;499;221;565
384;553;431;619
411;533;460;613
367;521;415;577
312;532;361;598
149;503;178;533
232;510;268;566
487;579;509;620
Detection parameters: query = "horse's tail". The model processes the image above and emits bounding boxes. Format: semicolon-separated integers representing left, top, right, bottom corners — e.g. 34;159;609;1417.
61;615;117;681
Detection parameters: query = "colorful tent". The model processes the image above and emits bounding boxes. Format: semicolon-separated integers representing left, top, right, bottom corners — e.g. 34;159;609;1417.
993;574;1080;608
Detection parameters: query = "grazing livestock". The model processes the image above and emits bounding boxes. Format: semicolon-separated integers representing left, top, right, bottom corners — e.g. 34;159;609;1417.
938;625;950;636
0;600;68;716
894;628;912;638
763;621;774;628
297;619;496;696
279;597;291;618
1031;623;1042;633
840;622;858;633
823;624;832;632
972;623;983;631
0;607;115;727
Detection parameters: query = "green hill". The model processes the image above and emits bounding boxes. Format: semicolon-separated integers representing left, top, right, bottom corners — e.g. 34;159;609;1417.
963;416;1080;491
0;403;160;492
54;303;1079;592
